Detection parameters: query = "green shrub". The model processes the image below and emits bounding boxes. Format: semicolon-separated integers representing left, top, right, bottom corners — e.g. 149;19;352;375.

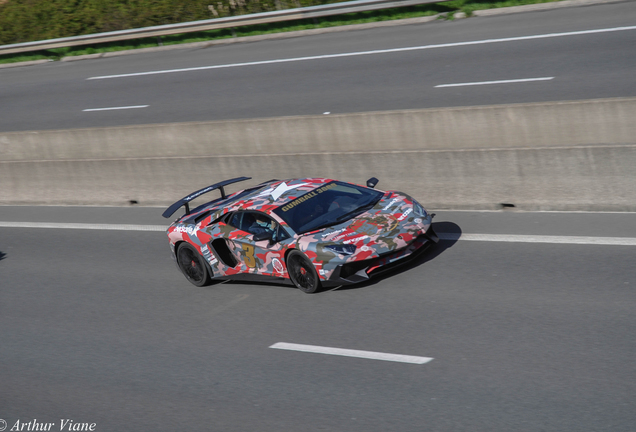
0;0;341;45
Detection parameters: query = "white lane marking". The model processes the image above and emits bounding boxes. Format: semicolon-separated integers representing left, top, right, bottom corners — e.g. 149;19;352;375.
83;105;149;112
430;209;636;214
1;222;635;245
86;26;636;80
270;342;433;364
435;77;554;88
0;221;166;231
438;233;636;246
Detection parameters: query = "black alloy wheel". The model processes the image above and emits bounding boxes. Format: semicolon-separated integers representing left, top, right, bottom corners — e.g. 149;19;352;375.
177;243;212;287
287;250;321;294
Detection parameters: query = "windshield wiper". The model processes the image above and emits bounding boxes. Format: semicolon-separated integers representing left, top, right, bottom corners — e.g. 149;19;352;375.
334;201;377;223
298;221;339;234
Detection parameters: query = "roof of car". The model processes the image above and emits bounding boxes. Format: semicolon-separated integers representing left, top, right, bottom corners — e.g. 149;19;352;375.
227;178;335;213
176;178;346;224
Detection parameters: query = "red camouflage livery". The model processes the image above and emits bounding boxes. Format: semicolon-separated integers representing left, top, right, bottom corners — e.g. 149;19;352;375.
163;177;438;293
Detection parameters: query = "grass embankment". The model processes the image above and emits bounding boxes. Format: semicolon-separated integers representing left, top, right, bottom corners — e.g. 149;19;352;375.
0;0;564;65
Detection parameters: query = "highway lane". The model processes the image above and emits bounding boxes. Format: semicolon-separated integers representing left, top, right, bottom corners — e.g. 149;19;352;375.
1;1;635;132
1;207;635;431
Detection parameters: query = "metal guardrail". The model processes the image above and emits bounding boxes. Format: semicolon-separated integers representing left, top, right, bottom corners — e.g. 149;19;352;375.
0;0;447;55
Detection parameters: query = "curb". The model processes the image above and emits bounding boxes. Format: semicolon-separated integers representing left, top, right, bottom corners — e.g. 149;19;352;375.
0;0;630;69
0;58;53;69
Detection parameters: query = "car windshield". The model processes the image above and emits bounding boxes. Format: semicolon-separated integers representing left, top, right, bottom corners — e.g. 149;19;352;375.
273;181;383;234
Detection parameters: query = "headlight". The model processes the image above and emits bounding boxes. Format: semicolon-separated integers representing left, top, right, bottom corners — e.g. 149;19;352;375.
413;200;428;218
325;244;357;255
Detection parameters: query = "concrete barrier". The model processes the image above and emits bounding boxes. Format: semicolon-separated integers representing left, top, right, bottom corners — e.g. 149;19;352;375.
1;97;635;211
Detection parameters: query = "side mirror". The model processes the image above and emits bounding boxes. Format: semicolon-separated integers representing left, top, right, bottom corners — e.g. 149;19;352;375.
366;177;379;188
253;231;273;242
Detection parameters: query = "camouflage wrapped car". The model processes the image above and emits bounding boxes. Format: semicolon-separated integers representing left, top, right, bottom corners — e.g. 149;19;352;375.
163;177;438;293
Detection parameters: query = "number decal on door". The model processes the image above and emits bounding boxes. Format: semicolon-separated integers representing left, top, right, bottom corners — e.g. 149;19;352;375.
242;244;256;268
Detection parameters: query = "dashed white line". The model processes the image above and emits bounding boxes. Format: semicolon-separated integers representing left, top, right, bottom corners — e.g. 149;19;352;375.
83;105;149;112
270;342;433;364
435;77;554;88
86;26;636;80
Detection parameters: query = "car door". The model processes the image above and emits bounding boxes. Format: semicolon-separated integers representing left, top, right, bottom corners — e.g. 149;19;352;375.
227;211;289;277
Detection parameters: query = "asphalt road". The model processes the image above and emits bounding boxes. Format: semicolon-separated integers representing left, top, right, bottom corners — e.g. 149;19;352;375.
1;1;636;132
2;3;636;430
1;206;635;431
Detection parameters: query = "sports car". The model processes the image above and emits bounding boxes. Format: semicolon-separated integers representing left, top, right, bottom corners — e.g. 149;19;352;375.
162;177;438;293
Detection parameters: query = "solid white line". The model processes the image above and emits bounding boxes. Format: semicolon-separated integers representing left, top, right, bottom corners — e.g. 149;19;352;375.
0;221;166;231
438;233;636;246
435;77;554;88
1;222;635;245
270;342;433;364
430;209;636;214
86;25;636;80
83;105;149;112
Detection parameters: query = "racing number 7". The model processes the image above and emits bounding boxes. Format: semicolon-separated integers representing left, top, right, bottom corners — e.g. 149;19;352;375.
242;244;256;268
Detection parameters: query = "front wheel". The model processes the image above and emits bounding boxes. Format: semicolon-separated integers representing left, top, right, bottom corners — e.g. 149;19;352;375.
177;243;212;287
287;250;321;294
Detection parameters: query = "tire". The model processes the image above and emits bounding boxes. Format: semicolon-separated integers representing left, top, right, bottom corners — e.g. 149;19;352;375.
177;243;212;287
286;250;321;294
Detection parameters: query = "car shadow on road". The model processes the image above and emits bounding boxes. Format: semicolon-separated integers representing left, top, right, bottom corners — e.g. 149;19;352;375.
0;251;6;262
330;221;462;292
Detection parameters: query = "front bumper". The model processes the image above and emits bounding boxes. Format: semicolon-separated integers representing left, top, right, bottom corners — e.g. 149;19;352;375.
324;226;438;287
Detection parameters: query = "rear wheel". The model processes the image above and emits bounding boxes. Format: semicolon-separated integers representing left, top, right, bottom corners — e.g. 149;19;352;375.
287;250;321;294
177;243;212;287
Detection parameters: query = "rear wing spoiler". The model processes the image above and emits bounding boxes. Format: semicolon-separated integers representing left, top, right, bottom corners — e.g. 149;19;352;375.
162;176;252;219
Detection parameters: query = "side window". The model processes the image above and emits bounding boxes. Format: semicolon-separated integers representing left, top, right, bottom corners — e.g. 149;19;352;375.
239;212;256;232
228;212;243;230
243;212;277;236
228;211;284;239
273;225;291;242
